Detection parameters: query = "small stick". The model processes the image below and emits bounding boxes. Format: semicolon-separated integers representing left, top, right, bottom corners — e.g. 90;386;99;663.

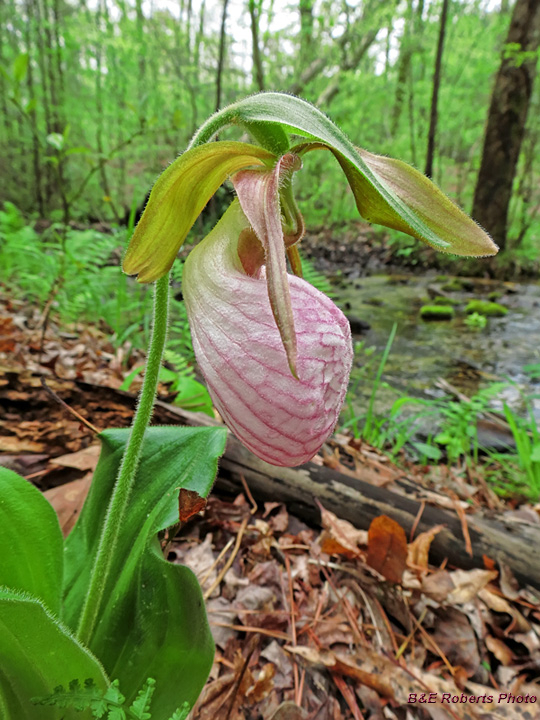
40;376;101;434
449;490;473;556
203;516;249;600
240;473;258;514
409;499;426;542
200;537;235;586
284;552;300;704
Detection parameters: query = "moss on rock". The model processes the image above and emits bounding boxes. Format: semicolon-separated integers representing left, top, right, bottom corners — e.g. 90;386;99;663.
420;305;455;320
465;300;508;317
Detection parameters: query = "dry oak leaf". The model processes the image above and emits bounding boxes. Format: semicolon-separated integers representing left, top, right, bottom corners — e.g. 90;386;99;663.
52;444;101;472
44;473;92;538
485;635;513;666
407;524;445;571
178;488;207;522
316;499;367;557
431;607;480;678
367;515;407;583
478;588;531;634
446;569;498;605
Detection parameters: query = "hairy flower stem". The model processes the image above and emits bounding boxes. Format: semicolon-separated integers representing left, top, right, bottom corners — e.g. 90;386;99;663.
77;273;170;646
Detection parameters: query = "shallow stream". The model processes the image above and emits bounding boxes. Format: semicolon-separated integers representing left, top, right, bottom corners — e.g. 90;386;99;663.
335;273;540;422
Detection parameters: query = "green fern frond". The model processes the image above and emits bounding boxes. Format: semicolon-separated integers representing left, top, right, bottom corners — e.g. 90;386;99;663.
128;677;155;719
167;701;191;720
297;255;335;297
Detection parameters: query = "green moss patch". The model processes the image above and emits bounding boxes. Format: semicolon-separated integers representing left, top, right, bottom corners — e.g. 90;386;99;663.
420;305;455;320
433;295;461;306
465;300;508;317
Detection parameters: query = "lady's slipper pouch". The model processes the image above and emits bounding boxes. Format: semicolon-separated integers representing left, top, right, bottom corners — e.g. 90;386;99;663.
183;201;353;467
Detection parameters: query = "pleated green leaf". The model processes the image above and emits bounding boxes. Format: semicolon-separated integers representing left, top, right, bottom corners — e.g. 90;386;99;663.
0;588;109;720
0;467;63;614
63;425;227;717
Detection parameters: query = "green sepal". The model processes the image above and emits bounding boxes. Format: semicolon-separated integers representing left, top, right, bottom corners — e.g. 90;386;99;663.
63;425;227;717
0;467;63;614
0;588;109;720
190;93;497;257
122;141;275;282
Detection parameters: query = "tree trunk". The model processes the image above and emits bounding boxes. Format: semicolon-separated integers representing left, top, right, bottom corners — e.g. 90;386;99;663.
215;0;230;112
249;0;265;91
425;0;450;178
24;0;44;216
391;0;414;137
298;0;314;72
472;0;540;250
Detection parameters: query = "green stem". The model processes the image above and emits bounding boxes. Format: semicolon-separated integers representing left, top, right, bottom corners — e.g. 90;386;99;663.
77;273;170;646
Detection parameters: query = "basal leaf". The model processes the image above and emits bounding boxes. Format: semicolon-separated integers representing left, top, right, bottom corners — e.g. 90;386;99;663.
0;588;108;720
0;468;63;614
63;425;227;717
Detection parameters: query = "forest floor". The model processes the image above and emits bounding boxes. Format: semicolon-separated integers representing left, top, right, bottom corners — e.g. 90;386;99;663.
300;222;539;282
2;295;540;720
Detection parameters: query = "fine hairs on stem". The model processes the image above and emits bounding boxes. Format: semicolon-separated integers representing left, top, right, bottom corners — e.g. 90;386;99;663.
77;273;170;645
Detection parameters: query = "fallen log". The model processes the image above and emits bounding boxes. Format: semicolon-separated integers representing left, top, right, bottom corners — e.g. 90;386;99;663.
155;400;540;590
13;367;538;589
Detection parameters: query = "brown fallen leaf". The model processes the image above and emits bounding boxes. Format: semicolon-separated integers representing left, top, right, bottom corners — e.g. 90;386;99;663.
268;702;305;720
0;436;47;453
44;473;92;537
245;662;276;703
485;635;513;666
316;499;367;557
421;569;455;603
499;562;520;601
478;588;531;634
447;569;498;605
52;443;101;471
408;524;445;571
432;607;480;677
178;488;207;522
367;515;407;583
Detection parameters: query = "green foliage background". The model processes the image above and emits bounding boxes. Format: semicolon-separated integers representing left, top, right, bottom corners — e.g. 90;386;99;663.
0;0;538;252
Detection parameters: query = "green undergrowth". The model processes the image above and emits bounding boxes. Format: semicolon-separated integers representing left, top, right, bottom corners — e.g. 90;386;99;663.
33;677;191;719
0;202;336;413
341;330;540;502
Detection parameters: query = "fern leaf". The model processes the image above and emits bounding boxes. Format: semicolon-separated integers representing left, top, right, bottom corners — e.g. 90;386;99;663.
167;701;191;720
32;677;103;712
128;677;156;719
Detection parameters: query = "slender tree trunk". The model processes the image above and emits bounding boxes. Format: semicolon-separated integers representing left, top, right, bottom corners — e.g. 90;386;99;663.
391;0;414;136
472;0;540;250
135;0;147;127
425;0;450;178
298;0;314;71
95;0;118;222
215;0;229;112
249;0;265;91
25;0;45;216
0;3;10;137
34;0;54;202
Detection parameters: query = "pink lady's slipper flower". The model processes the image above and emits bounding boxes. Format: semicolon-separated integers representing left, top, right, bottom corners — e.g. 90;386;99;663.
123;93;497;467
182;155;353;466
